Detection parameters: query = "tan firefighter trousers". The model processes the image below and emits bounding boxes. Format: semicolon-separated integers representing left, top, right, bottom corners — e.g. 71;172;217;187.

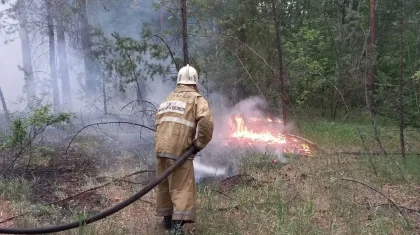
156;157;196;222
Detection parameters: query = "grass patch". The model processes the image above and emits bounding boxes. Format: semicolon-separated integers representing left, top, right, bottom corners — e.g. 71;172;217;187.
359;154;420;184
0;177;32;201
298;118;420;154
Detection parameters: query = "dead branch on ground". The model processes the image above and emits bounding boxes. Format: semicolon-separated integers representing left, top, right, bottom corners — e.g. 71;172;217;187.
341;178;410;224
53;170;155;205
204;186;233;199
374;203;420;215
216;192;298;211
330;151;420;156
219;174;257;185
286;134;322;151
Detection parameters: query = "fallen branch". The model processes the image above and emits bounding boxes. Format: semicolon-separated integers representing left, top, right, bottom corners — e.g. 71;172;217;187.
216;192;297;211
216;202;266;211
286;134;322;151
219;174;257;185
53;170;155;205
131;199;154;206
0;170;155;224
205;186;233;199
100;176;146;185
374;203;420;214
0;215;22;225
65;121;155;155
341;178;410;224
331;151;420;156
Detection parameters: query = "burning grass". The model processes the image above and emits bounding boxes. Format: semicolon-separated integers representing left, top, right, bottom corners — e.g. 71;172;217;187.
225;113;312;157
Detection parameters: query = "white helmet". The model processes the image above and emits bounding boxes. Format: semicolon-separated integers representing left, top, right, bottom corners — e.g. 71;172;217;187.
177;64;198;85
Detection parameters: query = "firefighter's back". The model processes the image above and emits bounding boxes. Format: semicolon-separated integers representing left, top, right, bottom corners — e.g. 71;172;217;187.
155;85;200;159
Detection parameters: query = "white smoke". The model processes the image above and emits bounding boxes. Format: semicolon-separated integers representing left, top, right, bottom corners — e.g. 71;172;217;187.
194;95;288;180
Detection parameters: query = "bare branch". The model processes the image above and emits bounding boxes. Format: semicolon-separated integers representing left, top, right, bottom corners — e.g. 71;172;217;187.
341;178;410;224
148;34;180;71
65;122;155;156
225;47;267;103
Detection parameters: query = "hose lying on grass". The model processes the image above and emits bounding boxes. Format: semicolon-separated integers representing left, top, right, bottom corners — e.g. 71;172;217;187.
0;146;195;234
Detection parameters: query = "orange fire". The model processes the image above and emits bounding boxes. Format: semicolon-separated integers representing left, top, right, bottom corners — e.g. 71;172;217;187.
231;114;286;144
228;114;312;156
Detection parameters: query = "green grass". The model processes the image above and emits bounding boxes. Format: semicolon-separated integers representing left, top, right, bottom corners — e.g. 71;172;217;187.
0;177;32;201
358;154;420;184
298;115;420;154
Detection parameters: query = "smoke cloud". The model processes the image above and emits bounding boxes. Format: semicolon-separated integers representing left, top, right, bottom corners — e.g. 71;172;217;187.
0;1;288;183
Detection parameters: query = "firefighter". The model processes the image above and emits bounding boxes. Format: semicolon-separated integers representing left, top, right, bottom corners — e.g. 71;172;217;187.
154;64;214;235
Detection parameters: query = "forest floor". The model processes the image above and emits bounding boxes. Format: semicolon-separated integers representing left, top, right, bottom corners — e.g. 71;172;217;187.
0;118;420;235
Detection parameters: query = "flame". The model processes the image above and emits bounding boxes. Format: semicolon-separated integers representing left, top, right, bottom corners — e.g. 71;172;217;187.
228;113;312;156
231;114;286;144
248;117;281;123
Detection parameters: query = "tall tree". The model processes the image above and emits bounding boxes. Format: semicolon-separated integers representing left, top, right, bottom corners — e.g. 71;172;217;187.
0;87;10;125
369;0;387;153
56;15;72;110
367;0;376;113
180;0;189;65
78;0;99;95
46;0;60;111
272;0;287;125
398;0;405;159
17;0;35;105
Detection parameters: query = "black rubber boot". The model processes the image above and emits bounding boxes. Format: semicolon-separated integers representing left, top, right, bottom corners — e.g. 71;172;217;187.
169;220;185;235
163;216;172;230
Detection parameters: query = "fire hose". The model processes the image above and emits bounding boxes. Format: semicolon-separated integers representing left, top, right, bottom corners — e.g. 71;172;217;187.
0;146;195;234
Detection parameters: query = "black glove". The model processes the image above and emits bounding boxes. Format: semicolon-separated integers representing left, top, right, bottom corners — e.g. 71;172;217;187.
192;144;201;155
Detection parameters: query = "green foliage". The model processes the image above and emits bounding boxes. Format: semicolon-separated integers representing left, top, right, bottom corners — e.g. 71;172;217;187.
284;21;332;106
0;106;71;170
1;106;71;150
94;27;172;98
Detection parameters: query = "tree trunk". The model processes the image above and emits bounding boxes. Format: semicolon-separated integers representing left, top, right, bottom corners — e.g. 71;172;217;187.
102;70;107;115
272;0;287;125
180;0;189;66
0;87;11;126
78;0;98;95
46;0;60;112
160;0;165;32
17;0;35;106
136;79;143;106
367;0;386;154
367;0;376;113
57;17;73;110
398;0;405;159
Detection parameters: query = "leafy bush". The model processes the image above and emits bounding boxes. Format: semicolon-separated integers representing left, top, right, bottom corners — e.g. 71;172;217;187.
0;106;72;171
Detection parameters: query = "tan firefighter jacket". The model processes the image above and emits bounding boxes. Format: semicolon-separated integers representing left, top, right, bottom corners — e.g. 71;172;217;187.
154;85;214;159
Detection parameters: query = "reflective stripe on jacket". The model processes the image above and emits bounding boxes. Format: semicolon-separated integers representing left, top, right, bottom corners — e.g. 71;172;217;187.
155;85;214;159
